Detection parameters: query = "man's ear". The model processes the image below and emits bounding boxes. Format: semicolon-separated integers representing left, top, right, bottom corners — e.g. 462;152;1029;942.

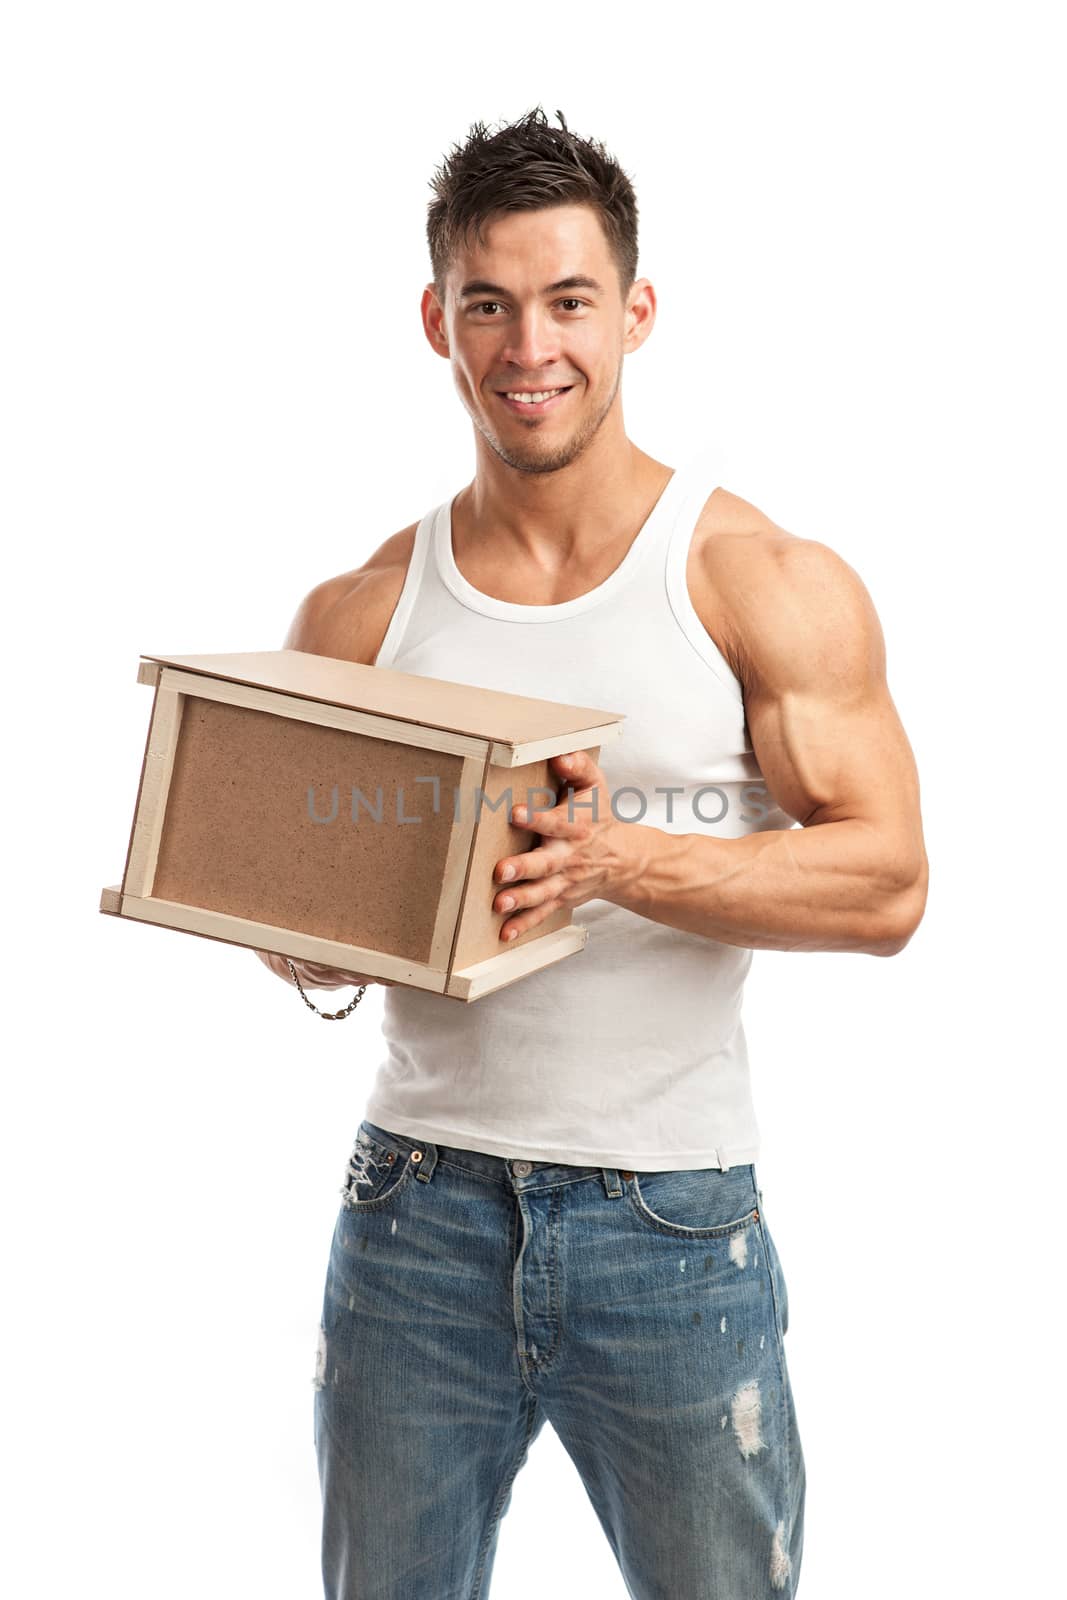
421;284;450;357
623;277;657;355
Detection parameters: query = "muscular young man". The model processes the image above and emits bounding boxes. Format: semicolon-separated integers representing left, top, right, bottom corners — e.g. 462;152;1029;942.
258;107;928;1600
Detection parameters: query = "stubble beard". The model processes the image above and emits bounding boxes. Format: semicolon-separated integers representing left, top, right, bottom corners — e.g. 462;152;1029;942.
471;361;622;478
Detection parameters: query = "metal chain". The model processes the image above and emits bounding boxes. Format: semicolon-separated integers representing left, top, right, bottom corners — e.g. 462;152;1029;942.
286;959;367;1021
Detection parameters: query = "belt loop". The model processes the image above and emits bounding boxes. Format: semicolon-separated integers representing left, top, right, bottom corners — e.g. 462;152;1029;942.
409;1141;438;1182
601;1167;623;1198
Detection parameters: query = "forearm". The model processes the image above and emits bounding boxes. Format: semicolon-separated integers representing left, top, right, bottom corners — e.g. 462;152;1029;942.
608;817;923;956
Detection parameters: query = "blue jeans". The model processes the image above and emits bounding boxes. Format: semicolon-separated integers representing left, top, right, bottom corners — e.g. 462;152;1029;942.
314;1118;806;1598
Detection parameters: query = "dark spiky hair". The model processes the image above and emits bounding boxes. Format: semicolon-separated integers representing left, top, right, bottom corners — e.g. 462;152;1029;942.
426;106;639;304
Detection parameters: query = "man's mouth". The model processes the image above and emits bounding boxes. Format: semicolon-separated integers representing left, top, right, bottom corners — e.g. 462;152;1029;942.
495;385;575;415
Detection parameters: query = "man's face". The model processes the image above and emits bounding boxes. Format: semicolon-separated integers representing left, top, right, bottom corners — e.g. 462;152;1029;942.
423;203;653;476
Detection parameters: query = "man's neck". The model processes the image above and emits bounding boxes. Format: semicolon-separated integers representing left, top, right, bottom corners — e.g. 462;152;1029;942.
454;445;673;570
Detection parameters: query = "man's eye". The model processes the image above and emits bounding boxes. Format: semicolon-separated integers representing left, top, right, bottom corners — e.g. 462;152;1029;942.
472;299;586;315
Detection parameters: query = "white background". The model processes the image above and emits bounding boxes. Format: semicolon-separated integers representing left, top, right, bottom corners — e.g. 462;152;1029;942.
3;2;1063;1595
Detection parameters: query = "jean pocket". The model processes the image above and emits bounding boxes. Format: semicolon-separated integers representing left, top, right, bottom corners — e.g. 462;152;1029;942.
628;1163;760;1239
338;1125;415;1211
755;1205;790;1343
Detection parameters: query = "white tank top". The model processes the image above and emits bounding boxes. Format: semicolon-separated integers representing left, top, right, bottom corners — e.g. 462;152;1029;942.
363;454;796;1171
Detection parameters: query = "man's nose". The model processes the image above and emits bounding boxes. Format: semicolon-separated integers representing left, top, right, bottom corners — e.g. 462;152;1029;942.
501;309;562;372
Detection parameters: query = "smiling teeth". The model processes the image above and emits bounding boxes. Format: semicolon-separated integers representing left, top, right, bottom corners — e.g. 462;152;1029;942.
505;389;565;403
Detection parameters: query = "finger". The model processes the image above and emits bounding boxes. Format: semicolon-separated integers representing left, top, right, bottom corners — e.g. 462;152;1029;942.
496;871;569;917
293;961;354;988
294;965;330;984
501;893;562;941
302;960;353;981
512;792;595;834
509;799;582;835
552;750;603;789
495;844;562;886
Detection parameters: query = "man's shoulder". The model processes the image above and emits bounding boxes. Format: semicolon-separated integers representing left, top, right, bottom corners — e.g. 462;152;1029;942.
692;485;803;565
284;521;419;664
689;487;858;684
691;487;877;692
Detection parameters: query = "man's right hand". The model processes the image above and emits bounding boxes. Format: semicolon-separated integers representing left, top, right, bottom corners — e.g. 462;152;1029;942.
254;949;396;988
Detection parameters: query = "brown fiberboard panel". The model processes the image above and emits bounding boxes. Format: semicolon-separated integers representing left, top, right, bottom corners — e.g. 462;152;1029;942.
151;696;465;960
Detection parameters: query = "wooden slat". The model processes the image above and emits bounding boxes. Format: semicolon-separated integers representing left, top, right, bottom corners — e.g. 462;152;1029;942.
157;667;489;761
447;924;589;1000
113;893;449;994
123;686;184;898
427;753;486;972
141;648;626;750
489;720;624;767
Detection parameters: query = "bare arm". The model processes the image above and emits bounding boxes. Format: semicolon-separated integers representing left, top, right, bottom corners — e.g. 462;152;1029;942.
254;529;416;988
608;537;929;956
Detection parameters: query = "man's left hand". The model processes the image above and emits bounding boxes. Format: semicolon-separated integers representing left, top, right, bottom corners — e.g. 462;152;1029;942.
492;750;635;942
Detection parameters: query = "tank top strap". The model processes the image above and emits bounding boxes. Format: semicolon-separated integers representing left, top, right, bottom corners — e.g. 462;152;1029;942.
662;453;741;705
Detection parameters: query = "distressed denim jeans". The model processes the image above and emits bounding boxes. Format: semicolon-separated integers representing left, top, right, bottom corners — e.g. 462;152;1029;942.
313;1118;806;1598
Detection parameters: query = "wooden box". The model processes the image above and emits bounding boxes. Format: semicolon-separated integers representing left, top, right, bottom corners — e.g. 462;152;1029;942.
99;650;625;1001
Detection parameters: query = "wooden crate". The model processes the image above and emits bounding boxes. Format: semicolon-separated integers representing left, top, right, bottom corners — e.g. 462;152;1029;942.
99;649;625;1001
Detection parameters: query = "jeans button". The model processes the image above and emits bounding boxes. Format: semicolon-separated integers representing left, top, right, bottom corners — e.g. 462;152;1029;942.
512;1160;533;1177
